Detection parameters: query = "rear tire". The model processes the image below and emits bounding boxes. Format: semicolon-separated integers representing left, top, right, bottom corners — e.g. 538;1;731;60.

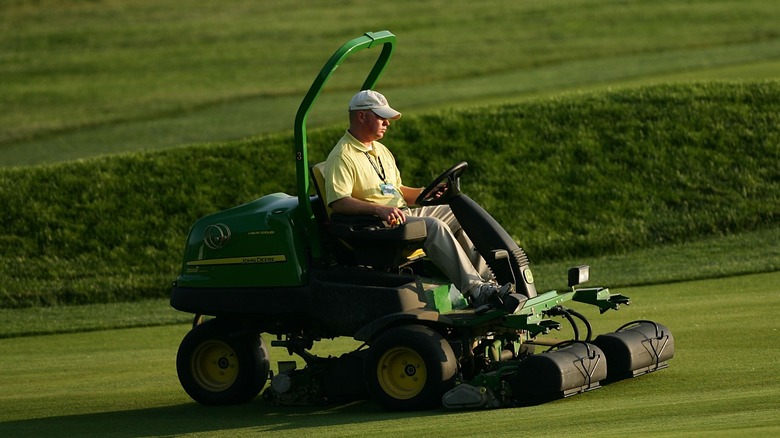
365;325;457;410
176;318;270;405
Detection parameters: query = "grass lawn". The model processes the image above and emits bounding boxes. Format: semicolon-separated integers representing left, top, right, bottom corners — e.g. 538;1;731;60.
0;271;778;437
1;2;778;435
2;0;779;166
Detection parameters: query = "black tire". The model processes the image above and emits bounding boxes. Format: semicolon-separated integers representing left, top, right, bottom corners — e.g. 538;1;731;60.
176;319;270;405
365;325;457;411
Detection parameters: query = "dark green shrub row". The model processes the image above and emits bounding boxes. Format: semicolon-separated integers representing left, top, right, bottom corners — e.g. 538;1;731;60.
1;81;777;308
385;81;780;260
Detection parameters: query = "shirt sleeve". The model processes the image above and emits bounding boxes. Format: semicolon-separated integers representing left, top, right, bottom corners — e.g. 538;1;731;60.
324;154;354;206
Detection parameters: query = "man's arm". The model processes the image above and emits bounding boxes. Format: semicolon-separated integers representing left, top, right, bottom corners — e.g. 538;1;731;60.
400;185;423;206
330;197;407;225
401;184;449;205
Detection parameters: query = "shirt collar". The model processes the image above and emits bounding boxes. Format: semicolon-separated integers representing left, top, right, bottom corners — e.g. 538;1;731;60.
344;130;374;153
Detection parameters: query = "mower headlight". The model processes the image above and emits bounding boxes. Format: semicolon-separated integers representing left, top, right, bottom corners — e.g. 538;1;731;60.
568;265;590;288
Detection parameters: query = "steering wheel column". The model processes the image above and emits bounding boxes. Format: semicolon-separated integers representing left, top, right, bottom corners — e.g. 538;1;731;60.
447;193;537;299
416;161;537;299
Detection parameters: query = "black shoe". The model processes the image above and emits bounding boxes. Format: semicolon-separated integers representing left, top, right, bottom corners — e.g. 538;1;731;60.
471;282;515;308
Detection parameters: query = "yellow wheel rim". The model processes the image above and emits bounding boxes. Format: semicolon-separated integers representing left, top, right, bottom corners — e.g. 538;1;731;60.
191;340;239;391
376;346;427;400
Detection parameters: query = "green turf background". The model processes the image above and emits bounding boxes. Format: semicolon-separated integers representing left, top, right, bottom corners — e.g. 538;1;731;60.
1;272;778;437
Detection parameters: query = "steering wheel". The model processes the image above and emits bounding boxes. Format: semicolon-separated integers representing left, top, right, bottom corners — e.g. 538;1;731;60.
415;161;468;206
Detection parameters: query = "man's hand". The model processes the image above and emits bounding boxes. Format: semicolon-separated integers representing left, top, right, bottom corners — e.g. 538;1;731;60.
431;182;448;200
378;205;407;227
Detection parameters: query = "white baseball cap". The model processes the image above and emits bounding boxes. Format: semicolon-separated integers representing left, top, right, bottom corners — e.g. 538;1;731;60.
348;90;401;120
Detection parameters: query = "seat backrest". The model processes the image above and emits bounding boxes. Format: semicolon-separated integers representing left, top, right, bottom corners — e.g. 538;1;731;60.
308;161;427;270
310;162;333;219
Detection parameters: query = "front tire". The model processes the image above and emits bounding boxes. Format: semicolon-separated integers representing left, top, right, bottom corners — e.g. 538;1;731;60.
365;325;457;410
176;318;270;405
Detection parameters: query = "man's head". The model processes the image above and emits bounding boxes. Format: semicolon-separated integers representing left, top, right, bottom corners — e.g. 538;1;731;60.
347;90;401;144
348;90;401;120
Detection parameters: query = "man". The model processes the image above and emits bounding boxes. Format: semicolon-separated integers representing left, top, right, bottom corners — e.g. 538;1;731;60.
323;89;513;307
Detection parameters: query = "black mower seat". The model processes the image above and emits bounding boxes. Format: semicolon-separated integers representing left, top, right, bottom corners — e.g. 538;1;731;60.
310;162;427;270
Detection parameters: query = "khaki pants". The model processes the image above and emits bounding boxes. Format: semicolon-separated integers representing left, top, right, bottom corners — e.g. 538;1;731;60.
408;205;493;296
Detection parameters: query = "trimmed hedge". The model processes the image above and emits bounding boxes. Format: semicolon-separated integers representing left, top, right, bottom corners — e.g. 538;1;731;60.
1;81;778;307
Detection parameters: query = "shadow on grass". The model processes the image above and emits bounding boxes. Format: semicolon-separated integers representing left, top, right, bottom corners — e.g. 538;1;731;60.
0;399;456;437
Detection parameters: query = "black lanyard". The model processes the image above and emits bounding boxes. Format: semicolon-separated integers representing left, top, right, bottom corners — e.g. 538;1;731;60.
364;152;387;183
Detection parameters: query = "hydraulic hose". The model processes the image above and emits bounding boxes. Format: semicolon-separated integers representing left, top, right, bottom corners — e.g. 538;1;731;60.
566;308;593;342
546;306;580;341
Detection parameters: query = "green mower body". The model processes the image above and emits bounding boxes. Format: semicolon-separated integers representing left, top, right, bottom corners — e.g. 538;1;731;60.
176;193;307;289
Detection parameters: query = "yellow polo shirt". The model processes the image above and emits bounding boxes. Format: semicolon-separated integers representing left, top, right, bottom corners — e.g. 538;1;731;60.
324;130;406;209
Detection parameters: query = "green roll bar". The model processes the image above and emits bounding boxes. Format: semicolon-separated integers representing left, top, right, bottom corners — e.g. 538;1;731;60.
292;30;396;251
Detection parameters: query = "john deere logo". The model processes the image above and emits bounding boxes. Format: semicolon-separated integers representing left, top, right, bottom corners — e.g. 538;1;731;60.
204;223;231;249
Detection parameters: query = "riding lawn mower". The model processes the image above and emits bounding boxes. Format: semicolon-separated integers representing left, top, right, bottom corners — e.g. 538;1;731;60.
170;31;674;411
